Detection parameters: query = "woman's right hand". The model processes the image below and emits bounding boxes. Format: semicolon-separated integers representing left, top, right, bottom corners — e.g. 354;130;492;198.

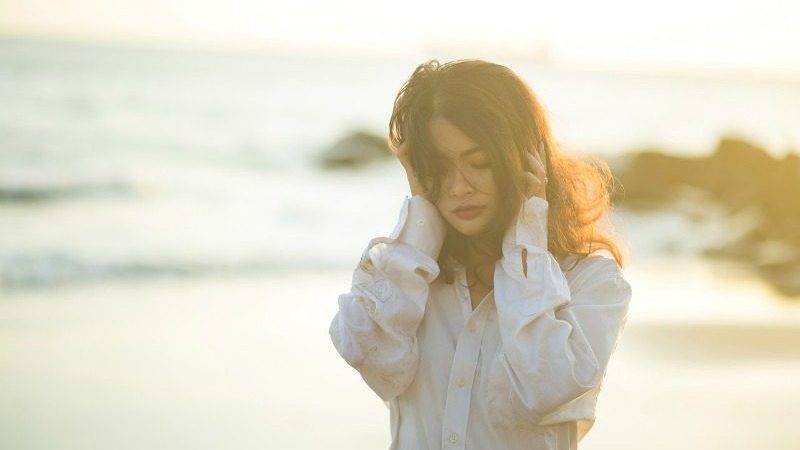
390;140;432;202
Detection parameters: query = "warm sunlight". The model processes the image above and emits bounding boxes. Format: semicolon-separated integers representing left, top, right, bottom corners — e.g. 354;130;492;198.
1;0;799;77
1;2;799;449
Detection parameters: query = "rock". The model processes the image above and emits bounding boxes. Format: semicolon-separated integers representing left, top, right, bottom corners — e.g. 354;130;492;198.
759;263;800;297
318;130;392;169
613;135;800;298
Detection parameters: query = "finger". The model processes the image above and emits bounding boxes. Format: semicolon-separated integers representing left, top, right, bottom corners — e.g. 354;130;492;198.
536;142;548;175
526;150;545;176
523;172;534;192
523;172;543;197
537;142;548;173
394;142;412;163
527;171;545;187
396;141;407;157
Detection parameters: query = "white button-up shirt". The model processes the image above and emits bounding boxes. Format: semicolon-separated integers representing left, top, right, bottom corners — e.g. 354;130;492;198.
329;194;632;450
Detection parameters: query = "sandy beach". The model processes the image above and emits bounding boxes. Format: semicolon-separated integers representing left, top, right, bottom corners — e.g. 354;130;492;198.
2;257;799;450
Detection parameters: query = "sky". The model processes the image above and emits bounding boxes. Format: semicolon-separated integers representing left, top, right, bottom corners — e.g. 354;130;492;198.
1;0;799;79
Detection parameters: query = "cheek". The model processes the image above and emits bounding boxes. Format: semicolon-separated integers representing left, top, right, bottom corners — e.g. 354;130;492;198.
477;170;497;191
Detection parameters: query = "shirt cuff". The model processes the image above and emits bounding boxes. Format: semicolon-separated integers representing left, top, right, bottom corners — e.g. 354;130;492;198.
389;194;447;260
502;195;549;251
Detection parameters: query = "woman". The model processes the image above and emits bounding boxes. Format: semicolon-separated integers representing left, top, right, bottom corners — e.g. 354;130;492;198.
329;59;632;450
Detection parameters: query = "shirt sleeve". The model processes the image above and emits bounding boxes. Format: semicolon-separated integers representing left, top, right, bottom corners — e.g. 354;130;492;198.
329;194;447;401
486;195;632;429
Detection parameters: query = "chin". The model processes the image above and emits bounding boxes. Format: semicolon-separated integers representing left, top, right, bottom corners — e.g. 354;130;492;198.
454;228;476;236
449;220;487;237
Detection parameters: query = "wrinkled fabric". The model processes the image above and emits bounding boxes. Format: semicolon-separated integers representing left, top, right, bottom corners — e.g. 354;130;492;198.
329;194;632;450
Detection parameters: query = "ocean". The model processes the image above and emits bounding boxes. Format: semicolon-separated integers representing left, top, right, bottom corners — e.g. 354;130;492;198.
1;36;799;289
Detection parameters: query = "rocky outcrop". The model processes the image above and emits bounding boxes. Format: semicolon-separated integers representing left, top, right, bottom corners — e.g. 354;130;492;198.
318;130;392;169
613;136;800;297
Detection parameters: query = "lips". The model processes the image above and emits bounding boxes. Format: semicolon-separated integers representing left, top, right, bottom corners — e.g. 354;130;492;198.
452;205;485;220
452;205;484;213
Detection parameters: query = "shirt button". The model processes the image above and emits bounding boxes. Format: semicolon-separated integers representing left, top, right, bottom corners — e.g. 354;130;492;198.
456;378;465;387
372;279;393;302
448;432;459;443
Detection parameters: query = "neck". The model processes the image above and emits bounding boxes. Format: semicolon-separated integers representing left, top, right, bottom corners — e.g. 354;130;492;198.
461;236;499;288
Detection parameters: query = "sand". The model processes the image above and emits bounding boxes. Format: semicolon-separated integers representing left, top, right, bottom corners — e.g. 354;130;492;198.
1;263;798;449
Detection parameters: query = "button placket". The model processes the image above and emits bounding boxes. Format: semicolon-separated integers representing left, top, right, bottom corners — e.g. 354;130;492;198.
440;302;490;449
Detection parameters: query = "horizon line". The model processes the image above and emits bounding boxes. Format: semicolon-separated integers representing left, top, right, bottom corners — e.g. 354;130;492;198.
2;31;798;85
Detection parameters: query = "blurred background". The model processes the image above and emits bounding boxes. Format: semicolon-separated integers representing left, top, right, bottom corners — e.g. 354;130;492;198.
1;1;799;449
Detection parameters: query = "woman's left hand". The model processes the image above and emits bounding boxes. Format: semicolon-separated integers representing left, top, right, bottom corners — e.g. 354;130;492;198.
523;141;548;200
520;142;549;277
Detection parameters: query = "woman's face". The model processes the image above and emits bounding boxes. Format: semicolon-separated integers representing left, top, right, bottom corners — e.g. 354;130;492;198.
428;116;499;236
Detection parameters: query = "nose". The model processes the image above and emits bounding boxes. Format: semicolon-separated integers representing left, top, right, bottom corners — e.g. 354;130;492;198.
445;165;474;197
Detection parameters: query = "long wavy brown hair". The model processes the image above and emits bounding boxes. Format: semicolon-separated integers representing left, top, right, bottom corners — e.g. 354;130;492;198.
388;58;627;285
